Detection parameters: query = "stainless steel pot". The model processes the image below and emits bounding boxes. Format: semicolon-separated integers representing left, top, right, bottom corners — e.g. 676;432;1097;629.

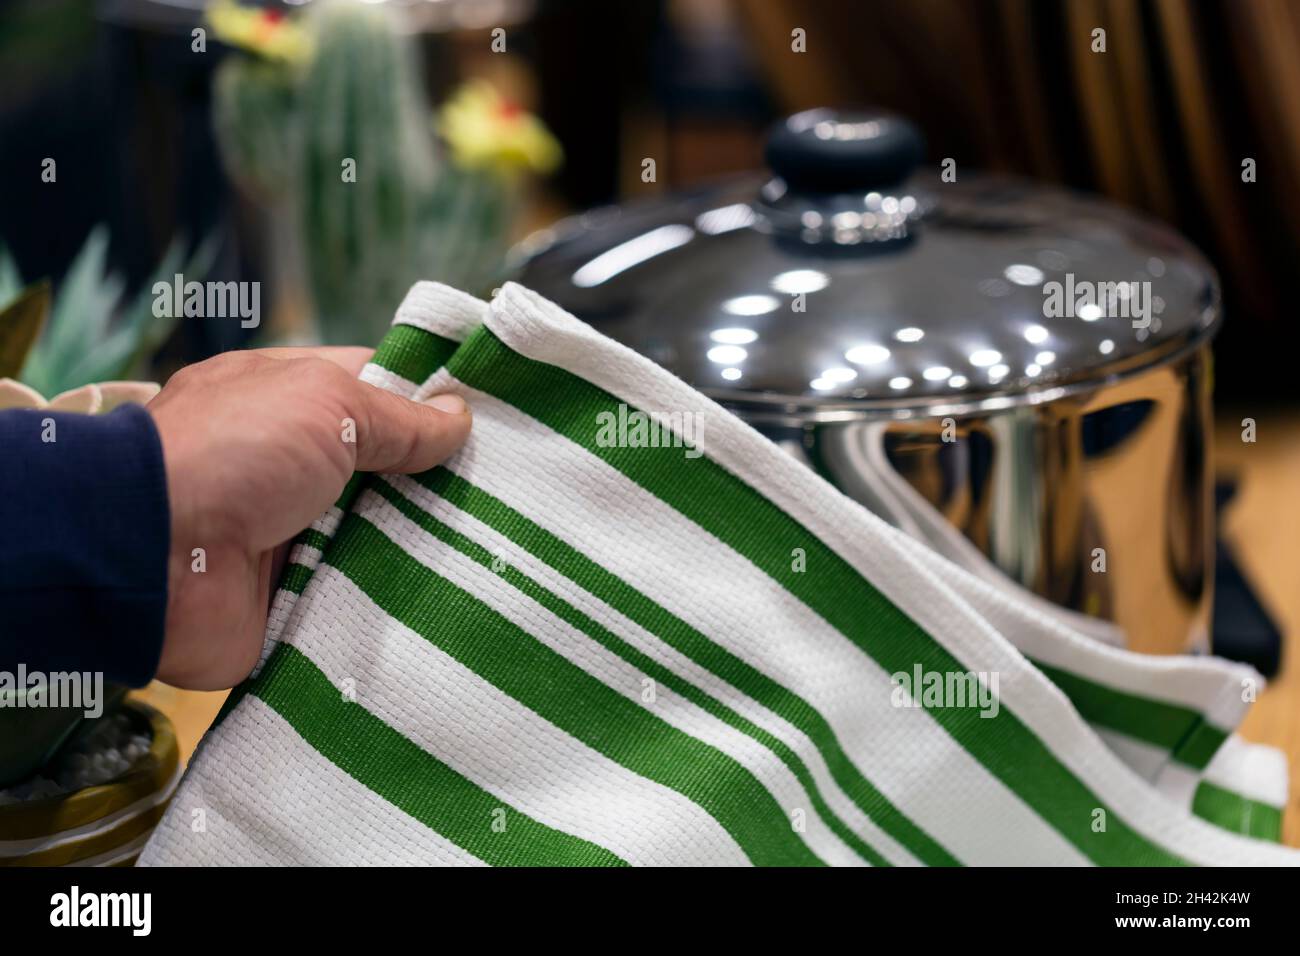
514;109;1218;656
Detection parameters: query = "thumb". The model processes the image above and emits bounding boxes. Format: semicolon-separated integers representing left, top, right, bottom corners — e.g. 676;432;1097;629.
349;382;472;474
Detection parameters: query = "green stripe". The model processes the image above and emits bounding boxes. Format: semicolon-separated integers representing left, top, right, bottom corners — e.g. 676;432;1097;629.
371;478;889;866
279;562;314;596
445;327;1191;866
1031;660;1227;770
334;473;366;511
368;324;460;386
405;467;959;866
1176;724;1232;772
1191;780;1283;842
327;511;825;866
298;528;332;554
253;643;628;866
277;474;379;598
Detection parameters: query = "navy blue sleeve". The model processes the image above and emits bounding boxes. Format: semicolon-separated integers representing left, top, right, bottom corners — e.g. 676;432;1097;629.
0;404;170;687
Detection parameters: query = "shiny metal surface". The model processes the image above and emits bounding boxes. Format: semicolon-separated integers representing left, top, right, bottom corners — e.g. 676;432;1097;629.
514;175;1217;411
514;109;1220;655
777;354;1213;656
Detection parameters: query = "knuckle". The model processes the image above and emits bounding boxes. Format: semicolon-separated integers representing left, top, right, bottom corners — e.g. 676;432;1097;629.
392;417;425;470
299;357;354;392
163;363;195;387
170;350;258;385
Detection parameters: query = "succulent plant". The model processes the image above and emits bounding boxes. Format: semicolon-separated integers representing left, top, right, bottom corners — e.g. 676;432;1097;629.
0;377;160;414
0;226;216;399
0;281;46;378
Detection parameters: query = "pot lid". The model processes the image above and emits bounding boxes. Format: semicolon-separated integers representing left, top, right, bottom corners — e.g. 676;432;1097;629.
513;108;1219;415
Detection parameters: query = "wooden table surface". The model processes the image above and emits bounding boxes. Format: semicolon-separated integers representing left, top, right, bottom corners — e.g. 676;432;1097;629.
133;410;1300;851
1213;410;1300;847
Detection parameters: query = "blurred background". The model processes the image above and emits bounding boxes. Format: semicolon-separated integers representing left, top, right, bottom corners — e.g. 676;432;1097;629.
2;0;1299;840
3;0;1299;398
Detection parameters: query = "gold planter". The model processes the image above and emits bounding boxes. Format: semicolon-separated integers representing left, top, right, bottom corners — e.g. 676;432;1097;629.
0;701;179;867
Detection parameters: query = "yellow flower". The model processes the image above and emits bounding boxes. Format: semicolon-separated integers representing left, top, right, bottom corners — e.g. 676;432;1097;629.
207;0;312;64
439;81;562;175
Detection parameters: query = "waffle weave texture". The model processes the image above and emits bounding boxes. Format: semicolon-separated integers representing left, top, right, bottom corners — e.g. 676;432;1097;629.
142;282;1295;866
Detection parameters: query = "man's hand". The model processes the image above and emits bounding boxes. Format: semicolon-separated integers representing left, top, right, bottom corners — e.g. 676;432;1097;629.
146;346;471;690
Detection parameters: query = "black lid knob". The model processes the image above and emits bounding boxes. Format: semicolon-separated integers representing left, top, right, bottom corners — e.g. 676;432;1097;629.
764;109;924;194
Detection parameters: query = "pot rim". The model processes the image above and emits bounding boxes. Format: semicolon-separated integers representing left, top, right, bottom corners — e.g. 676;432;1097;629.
702;295;1218;426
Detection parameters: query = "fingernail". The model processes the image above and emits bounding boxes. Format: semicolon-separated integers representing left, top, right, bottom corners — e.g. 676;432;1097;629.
426;393;468;415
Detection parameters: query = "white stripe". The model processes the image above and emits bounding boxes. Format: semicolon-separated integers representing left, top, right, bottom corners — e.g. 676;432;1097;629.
393;281;488;339
141;699;486;867
354;492;861;865
313;504;345;538
360;363;419;397
263;539;322;660
286;542;322;572
386;471;921;866
1095;729;1168;783
1156;762;1203;808
1201;736;1288;809
263;506;343;656
284;559;752;866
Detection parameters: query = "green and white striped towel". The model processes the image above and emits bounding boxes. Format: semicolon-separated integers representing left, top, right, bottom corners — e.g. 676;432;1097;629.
141;282;1295;866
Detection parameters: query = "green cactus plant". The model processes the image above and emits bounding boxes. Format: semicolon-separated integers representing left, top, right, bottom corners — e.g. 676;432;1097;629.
208;0;560;346
212;54;301;201
422;164;514;298
297;0;439;344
